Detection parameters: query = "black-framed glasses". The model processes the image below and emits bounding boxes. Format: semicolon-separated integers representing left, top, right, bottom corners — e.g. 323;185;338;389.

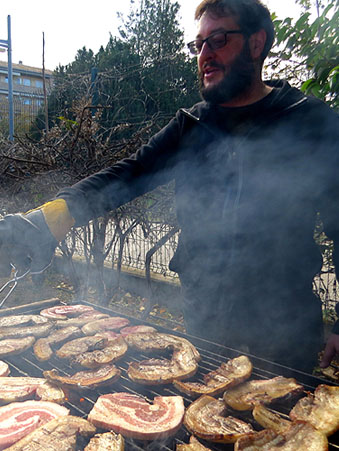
187;30;244;55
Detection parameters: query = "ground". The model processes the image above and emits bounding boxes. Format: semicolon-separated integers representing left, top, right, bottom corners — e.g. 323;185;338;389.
0;269;338;382
0;270;185;332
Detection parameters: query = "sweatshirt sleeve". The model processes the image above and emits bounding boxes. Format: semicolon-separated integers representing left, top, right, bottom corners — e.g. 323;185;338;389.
56;113;185;226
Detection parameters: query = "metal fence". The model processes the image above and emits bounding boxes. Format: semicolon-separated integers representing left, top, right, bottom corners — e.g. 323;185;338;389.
313;256;339;316
65;218;339;316
68;220;179;282
0;92;44;136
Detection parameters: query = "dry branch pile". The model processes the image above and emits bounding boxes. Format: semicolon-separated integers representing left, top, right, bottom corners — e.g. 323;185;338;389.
0;100;178;308
0;101;156;214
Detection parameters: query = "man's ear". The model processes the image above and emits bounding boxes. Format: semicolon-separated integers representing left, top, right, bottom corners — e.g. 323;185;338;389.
249;29;266;60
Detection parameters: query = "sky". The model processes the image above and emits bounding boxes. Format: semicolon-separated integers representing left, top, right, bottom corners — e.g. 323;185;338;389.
0;0;302;71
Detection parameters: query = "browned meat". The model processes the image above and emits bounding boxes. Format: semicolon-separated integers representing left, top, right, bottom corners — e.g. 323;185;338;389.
35;382;66;404
81;317;130;335
55;312;109;328
235;429;277;450
0;377;65;404
0;400;69;449
56;335;107;360
87;392;185;441
174;356;252;397
126;332;201;385
95;331;120;340
125;332;199;355
33;326;82;361
0;315;50;328
127;356;198;385
289;384;339;436
0;377;36;403
120;325;157;336
184;395;253;443
40;304;95;320
0;360;10;377
5;415;96;451
252;405;291;434
223;376;304;411
177;435;212;450
84;431;124;450
72;336;128;368
234;422;328;450
0;323;54;340
0;336;35;358
43;364;121;389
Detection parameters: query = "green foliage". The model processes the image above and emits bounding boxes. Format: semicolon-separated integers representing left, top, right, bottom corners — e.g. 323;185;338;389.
271;0;338;108
29;0;199;141
57;116;78;130
118;0;184;60
63;47;96;74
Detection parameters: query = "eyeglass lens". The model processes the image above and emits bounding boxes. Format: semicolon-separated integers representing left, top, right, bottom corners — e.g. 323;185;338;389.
187;31;242;55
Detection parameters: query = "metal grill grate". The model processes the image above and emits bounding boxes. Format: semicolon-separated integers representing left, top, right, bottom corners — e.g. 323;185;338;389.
1;299;338;450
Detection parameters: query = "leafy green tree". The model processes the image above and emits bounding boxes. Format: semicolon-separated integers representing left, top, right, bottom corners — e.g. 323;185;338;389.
63;47;96;74
118;0;184;61
270;0;338;108
116;0;199;120
30;0;199;140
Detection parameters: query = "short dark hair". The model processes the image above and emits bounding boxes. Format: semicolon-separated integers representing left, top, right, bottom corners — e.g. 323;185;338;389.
195;0;275;60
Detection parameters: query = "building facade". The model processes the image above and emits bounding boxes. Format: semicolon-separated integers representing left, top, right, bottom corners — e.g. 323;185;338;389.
0;60;53;136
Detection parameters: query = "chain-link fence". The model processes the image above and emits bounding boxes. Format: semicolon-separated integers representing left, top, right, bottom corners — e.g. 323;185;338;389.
0;92;45;137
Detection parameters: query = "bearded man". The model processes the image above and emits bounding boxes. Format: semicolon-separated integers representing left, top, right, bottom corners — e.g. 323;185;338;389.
0;0;338;372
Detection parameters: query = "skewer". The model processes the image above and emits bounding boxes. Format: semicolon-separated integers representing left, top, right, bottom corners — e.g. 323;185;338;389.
0;261;52;308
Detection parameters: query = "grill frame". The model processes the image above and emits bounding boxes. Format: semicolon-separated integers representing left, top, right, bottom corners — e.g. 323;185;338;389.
0;298;338;450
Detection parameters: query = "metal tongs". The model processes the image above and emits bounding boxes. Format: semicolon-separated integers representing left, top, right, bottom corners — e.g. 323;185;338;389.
0;261;52;308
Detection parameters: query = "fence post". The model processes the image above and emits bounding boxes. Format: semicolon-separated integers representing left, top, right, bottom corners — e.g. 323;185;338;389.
42;31;49;138
0;15;14;140
91;67;98;116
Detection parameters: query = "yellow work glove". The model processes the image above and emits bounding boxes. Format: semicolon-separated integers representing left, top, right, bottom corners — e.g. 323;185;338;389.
0;199;75;278
28;199;75;242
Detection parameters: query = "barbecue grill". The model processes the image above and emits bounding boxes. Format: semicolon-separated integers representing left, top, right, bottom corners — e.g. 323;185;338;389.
0;298;338;450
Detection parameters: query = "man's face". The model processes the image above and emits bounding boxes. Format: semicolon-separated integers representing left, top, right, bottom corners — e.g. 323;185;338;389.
197;13;256;105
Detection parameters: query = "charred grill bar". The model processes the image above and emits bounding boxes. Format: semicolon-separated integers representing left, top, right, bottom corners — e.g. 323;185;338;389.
0;299;338;450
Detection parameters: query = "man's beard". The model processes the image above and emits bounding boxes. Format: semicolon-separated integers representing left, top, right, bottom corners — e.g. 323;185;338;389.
199;42;256;105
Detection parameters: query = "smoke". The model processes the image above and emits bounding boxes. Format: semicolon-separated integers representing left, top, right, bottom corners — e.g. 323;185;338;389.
0;71;331;373
165;105;330;371
58;94;329;373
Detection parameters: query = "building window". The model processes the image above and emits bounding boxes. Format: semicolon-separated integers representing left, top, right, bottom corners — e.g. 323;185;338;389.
36;99;43;107
35;80;43;88
14;77;22;85
23;99;31;105
23;78;31;86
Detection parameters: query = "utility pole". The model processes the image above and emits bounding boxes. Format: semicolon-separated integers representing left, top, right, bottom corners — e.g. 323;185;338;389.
42;32;49;138
0;15;14;141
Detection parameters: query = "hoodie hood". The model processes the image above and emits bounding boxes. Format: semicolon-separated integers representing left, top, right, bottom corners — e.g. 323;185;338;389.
184;80;307;129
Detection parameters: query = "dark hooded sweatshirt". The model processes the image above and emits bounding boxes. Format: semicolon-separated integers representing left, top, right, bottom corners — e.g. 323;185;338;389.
57;80;339;371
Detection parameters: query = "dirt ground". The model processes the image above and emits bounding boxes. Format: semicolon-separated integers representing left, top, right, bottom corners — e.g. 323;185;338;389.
0;270;185;332
0;269;338;382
